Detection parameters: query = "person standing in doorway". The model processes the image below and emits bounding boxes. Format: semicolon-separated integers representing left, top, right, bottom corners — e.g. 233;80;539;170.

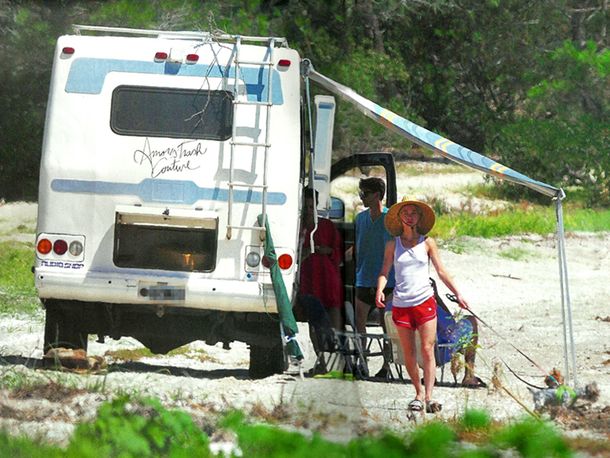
299;188;344;332
352;177;394;378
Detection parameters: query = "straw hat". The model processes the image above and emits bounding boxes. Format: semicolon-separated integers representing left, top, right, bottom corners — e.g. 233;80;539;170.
384;197;436;236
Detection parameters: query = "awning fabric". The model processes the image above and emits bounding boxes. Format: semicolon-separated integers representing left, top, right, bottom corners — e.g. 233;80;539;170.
308;69;561;198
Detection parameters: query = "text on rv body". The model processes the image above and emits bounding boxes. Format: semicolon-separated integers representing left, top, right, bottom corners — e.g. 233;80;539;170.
133;138;208;178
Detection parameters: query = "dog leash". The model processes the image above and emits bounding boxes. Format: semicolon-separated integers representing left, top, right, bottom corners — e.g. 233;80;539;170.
500;357;545;390
445;293;560;387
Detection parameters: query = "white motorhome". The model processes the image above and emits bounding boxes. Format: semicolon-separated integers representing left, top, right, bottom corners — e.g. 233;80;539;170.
35;25;398;377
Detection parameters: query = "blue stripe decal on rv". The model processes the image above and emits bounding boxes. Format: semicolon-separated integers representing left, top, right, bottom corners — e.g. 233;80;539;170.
65;58;284;104
51;178;287;205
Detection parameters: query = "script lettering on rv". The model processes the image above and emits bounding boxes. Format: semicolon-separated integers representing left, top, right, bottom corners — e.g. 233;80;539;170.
133;138;207;178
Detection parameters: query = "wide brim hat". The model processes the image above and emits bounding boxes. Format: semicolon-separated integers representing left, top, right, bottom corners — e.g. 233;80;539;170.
385;197;436;236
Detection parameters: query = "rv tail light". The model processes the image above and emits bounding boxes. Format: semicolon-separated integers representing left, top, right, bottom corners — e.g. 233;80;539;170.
69;240;84;257
261;255;272;268
186;54;199;63
53;239;68;255
277;59;291;68
245;251;261;268
37;239;52;255
278;254;293;270
154;51;168;61
62;47;75;55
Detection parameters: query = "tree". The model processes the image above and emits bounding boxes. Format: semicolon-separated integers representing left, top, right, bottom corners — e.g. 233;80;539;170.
0;0;89;200
491;40;609;205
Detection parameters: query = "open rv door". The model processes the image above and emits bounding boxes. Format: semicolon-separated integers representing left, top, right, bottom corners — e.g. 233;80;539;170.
329;152;397;314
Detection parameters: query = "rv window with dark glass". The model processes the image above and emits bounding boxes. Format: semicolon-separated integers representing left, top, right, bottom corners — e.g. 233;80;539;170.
111;86;233;140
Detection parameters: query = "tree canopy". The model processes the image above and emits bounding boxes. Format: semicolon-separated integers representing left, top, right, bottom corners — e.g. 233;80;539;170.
0;0;607;205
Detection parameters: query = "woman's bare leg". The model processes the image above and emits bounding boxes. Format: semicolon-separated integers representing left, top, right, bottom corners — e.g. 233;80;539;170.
417;317;438;401
397;326;424;401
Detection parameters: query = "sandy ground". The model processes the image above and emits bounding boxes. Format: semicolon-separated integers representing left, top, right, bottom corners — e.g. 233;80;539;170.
0;172;609;447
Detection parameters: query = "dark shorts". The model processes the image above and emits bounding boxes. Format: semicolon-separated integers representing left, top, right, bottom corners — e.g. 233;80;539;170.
356;286;393;307
392;295;437;330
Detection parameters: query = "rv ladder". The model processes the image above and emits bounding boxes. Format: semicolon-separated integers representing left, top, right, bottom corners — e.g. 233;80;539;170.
226;36;275;239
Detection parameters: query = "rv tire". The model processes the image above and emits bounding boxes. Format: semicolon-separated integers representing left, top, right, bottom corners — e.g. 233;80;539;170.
43;301;89;353
248;339;287;379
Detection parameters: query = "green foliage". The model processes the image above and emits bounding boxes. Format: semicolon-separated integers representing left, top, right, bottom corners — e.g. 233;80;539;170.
460;409;491;431
491;40;610;206
491;418;571;458
0;430;63;458
433;205;610;240
68;396;210;457
0;0;608;208
235;422;346;457
0;241;39;315
0;2;89;200
433;209;555;239
347;432;410;457
0;403;581;457
563;207;610;232
405;421;456;456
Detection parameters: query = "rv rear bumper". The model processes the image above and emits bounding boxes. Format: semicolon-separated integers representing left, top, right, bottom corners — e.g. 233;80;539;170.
34;268;280;313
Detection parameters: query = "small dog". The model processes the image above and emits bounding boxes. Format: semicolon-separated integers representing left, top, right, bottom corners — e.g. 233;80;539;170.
528;369;600;411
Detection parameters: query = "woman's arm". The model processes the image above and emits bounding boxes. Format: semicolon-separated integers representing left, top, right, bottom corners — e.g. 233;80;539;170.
427;237;470;309
375;239;395;308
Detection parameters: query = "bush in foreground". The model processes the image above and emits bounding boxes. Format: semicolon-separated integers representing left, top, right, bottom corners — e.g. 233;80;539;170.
0;398;579;457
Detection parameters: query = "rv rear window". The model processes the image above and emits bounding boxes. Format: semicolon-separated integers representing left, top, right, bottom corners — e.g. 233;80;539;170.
111;86;233;140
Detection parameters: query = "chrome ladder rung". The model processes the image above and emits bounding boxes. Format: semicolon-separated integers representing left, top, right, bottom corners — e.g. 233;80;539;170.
233;100;273;107
227;225;266;231
237;59;273;66
230;141;270;148
226;37;275;239
228;183;267;189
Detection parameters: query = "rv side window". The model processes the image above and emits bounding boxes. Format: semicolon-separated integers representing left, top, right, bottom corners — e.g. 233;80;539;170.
111;86;233;140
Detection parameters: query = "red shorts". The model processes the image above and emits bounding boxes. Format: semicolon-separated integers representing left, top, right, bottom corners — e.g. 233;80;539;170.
392;295;437;330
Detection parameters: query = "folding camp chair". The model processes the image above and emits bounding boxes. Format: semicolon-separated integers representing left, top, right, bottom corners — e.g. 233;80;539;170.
384;311;406;380
384;300;475;384
343;300;387;378
299;295;369;378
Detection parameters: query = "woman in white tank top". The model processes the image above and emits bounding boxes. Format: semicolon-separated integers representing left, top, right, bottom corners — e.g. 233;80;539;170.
375;198;470;414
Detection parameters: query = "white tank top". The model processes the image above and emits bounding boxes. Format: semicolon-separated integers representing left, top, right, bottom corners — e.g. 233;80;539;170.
392;235;433;308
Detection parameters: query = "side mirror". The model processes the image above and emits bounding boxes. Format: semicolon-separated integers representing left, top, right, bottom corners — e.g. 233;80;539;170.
328;197;345;221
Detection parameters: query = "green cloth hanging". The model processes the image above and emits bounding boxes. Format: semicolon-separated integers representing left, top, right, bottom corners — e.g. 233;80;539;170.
257;214;303;360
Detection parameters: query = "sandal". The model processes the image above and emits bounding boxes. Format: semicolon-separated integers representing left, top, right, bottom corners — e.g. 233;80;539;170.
408;399;424;412
425;400;442;413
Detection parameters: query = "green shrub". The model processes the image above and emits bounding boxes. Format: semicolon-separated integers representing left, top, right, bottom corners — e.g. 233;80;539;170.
491;418;571;458
0;403;581;457
460;409;491;431
224;410;346;457
0;241;39;315
67;396;210;457
348;432;409;457
406;421;456;456
0;430;63;458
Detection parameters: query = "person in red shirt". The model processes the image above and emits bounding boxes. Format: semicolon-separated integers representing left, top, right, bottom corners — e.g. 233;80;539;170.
299;188;344;331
